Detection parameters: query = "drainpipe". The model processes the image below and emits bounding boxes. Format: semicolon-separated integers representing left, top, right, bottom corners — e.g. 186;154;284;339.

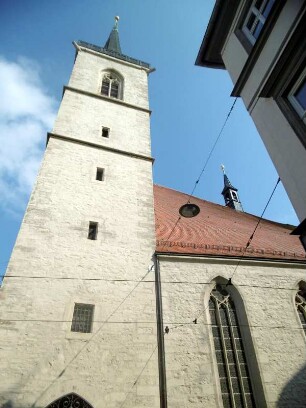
154;253;167;408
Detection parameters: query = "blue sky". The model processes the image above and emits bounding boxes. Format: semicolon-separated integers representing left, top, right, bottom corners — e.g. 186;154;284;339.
0;0;298;277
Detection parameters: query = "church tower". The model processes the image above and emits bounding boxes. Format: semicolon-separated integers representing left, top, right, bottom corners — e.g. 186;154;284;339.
0;19;160;408
221;165;243;211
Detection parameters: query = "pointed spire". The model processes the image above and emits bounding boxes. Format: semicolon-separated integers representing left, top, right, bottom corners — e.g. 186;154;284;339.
104;16;122;54
220;165;243;212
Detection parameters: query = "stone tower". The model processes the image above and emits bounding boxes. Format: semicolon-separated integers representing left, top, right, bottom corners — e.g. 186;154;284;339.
0;19;160;408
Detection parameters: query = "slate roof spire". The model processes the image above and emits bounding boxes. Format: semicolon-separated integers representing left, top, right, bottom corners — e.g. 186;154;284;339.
104;16;122;54
221;165;243;212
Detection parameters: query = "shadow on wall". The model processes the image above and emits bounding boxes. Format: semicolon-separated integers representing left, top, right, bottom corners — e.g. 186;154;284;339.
1;402;14;408
277;363;306;407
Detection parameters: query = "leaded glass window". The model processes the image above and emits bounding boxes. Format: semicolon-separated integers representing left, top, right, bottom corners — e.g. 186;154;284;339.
71;303;94;333
101;72;121;99
45;393;93;408
209;285;256;408
295;284;306;335
242;0;275;45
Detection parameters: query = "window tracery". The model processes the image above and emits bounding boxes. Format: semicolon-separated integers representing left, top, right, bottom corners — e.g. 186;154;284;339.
101;72;122;99
209;284;256;408
45;393;93;408
295;283;306;335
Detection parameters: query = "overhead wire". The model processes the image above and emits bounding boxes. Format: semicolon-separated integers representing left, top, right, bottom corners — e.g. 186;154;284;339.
31;264;155;407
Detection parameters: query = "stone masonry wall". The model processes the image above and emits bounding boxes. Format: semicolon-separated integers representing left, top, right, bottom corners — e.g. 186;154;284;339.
159;256;306;408
0;46;159;407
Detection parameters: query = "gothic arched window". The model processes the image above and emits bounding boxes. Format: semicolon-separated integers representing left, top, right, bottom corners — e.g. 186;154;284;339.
45;393;94;408
209;284;256;408
101;72;122;99
295;282;306;335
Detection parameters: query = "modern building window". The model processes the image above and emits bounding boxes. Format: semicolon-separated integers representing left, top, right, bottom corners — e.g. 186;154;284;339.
96;168;104;181
46;393;94;408
288;68;306;124
242;0;275;45
102;126;110;138
101;72;122;99
71;303;94;333
88;222;98;240
295;282;306;336
209;284;256;408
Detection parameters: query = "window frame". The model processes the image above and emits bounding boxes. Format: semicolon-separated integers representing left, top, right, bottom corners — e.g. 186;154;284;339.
295;281;306;337
241;0;276;46
100;71;123;100
209;284;256;407
287;67;306;124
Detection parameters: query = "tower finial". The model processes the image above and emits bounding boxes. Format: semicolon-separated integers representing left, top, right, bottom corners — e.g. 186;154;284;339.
104;16;122;54
221;164;225;174
114;16;120;30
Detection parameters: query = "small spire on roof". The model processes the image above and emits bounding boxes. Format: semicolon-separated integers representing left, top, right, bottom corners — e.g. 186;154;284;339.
104;16;122;54
220;165;243;212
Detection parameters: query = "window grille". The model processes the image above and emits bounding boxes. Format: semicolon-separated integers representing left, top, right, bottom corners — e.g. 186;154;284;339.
101;72;121;99
71;303;94;333
209;285;256;408
295;284;306;335
45;392;93;408
242;0;275;45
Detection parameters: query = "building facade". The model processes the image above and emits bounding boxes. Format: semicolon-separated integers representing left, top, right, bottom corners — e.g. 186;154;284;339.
1;18;306;408
196;0;306;230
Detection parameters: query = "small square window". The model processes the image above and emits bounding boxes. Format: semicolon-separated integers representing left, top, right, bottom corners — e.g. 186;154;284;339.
102;127;110;138
71;303;94;333
96;168;104;181
88;222;98;240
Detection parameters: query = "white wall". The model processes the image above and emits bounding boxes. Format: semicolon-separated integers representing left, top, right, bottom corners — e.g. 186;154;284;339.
159;255;306;408
0;46;159;407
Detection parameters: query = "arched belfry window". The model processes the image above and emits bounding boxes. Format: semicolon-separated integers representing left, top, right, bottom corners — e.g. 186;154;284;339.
295;282;306;335
45;393;93;408
209;284;256;408
101;71;122;99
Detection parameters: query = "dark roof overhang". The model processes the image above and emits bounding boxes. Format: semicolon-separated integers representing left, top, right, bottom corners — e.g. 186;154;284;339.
195;0;240;69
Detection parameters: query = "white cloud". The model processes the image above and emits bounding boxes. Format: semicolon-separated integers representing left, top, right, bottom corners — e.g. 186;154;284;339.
0;56;57;216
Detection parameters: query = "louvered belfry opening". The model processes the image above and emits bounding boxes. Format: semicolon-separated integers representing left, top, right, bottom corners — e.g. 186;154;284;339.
209;285;256;408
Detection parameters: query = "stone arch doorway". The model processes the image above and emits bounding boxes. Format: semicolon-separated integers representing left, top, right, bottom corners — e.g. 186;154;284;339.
45;393;94;408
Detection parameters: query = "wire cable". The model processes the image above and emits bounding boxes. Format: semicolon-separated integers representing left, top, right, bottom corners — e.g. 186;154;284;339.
119;344;158;408
31;264;154;407
227;177;281;284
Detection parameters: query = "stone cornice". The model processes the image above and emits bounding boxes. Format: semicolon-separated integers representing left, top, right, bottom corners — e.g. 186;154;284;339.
47;132;154;163
156;241;306;263
63;86;152;115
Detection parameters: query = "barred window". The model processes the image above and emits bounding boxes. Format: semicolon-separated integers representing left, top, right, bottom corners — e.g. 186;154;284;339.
209;284;256;408
295;282;306;335
101;72;122;99
71;303;94;333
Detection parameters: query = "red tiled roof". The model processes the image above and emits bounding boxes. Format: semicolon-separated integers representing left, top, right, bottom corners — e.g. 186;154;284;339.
154;185;306;261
